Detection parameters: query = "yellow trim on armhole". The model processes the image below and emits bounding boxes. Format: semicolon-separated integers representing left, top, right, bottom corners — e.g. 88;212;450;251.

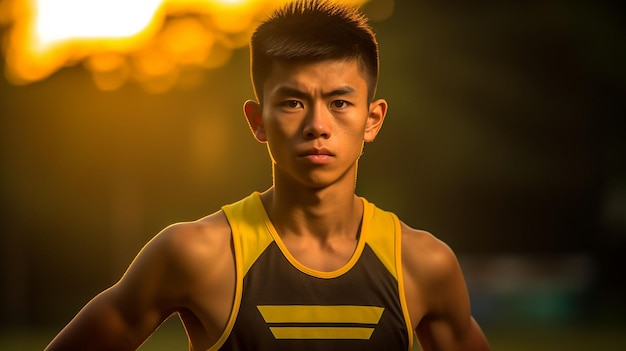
206;192;274;351
394;216;414;350
362;198;414;350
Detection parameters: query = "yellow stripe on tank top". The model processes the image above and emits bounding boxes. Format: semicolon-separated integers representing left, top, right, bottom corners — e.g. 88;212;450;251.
269;326;376;339
257;305;384;324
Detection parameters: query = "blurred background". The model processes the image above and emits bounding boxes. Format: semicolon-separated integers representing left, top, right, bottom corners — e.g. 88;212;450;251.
0;0;625;349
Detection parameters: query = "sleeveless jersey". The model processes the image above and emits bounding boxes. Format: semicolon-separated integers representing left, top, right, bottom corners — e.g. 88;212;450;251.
209;192;413;351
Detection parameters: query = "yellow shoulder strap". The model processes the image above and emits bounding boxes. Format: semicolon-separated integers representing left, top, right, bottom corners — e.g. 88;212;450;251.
361;199;414;347
222;192;274;277
362;198;401;280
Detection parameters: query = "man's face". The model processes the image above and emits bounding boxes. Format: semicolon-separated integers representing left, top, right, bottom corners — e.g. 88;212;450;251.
246;58;386;189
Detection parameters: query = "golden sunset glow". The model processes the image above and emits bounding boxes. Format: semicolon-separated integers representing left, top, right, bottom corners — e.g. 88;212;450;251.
1;0;381;92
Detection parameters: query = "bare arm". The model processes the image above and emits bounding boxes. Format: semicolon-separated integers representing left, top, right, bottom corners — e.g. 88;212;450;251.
44;220;216;351
402;225;490;351
44;285;172;351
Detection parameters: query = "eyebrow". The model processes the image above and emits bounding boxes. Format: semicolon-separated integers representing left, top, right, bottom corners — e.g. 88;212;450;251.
273;85;356;99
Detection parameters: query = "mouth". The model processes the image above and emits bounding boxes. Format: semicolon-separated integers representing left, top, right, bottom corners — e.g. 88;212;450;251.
299;147;335;163
300;147;334;157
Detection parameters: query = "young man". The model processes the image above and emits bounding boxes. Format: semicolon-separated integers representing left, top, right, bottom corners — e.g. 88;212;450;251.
46;1;490;350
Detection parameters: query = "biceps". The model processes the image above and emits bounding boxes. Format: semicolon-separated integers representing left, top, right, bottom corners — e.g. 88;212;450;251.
416;315;489;351
415;278;475;350
416;314;457;351
47;287;166;351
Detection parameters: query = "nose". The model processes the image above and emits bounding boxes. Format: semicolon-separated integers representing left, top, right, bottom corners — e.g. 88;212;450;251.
302;105;332;139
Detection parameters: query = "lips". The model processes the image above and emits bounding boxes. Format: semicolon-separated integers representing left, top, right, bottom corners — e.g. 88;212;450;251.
300;147;334;157
299;147;335;164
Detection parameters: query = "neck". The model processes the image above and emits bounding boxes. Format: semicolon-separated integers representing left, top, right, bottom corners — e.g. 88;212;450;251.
259;184;363;241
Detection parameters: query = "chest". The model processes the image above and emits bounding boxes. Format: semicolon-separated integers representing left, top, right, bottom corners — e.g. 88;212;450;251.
219;243;410;351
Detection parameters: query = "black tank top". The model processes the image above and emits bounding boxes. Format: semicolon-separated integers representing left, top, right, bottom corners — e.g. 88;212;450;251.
210;192;413;351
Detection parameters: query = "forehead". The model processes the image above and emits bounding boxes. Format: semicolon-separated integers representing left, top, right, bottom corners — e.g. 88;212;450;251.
263;58;369;97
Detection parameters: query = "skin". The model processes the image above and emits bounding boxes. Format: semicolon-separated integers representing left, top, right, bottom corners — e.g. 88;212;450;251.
45;58;490;351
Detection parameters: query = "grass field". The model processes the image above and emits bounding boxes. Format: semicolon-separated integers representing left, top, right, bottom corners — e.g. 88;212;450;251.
2;318;625;350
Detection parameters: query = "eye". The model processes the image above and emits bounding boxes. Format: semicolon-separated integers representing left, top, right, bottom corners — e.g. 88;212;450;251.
281;100;303;109
331;100;350;109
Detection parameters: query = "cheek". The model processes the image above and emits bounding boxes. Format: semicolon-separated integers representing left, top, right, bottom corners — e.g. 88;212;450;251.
338;119;368;139
263;122;303;157
266;123;298;143
337;127;367;156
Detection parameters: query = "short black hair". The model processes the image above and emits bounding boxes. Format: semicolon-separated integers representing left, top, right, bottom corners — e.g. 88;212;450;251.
250;0;379;102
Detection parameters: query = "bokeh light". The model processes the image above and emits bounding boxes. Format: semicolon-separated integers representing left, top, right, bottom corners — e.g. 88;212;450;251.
0;0;375;93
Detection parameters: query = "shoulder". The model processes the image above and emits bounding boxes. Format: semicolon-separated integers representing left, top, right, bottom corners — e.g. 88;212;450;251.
120;210;233;292
401;222;458;275
400;222;467;305
155;211;231;253
147;211;232;274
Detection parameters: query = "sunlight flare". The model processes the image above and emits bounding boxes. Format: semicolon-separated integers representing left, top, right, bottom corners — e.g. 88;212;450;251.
1;0;381;92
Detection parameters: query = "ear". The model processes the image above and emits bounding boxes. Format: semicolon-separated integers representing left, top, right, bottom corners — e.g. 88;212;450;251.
243;100;267;142
364;98;387;142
